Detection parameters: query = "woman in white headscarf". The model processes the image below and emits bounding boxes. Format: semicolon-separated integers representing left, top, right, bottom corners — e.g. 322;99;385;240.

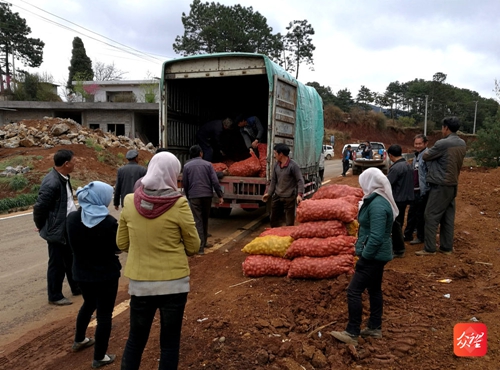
117;151;200;370
66;181;121;368
331;168;396;346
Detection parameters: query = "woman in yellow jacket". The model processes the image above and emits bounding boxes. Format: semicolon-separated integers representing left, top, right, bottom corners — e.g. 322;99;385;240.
117;151;200;370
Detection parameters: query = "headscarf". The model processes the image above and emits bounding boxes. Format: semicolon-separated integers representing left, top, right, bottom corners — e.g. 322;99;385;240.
76;181;113;228
141;152;181;190
358;167;399;221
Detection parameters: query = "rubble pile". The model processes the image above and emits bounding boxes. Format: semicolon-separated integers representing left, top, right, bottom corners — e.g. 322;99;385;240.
0;117;156;152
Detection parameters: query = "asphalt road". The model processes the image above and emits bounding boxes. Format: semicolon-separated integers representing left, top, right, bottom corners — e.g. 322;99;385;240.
0;159;343;347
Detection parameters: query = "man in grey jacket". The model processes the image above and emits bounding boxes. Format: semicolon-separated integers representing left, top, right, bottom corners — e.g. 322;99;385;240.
33;149;80;305
262;143;304;227
182;145;224;255
416;117;466;256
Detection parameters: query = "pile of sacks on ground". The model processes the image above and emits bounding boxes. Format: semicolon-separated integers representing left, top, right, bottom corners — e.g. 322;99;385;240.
0;117;155;153
241;184;363;279
212;143;267;177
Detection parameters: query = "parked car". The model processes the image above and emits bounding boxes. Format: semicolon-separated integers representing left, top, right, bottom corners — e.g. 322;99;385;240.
323;145;334;160
351;142;390;175
341;144;359;168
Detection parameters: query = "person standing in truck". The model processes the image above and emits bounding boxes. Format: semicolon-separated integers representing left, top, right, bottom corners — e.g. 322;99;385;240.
182;145;224;255
362;141;373;159
235;115;264;157
196;118;233;162
262;143;304;227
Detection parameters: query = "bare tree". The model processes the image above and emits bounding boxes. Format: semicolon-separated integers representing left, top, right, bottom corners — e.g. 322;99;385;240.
93;60;127;81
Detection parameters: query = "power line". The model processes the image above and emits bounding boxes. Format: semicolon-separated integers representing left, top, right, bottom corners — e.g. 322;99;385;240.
7;0;172;64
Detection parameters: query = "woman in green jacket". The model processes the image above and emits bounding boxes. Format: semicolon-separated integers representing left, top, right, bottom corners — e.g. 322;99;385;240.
331;167;398;345
117;152;200;369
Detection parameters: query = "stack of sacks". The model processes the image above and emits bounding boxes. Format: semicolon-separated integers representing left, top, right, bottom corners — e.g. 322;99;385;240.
241;235;294;277
211;163;228;172
287;185;363;279
228;151;261;177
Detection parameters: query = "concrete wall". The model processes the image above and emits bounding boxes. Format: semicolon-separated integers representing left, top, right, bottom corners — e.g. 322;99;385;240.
85;110;133;137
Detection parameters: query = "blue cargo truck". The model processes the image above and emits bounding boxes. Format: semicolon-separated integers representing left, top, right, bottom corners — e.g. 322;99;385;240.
159;53;324;217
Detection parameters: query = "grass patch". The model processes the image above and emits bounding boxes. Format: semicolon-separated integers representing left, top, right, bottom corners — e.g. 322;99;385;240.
0;193;38;213
85;138;104;152
9;175;28;191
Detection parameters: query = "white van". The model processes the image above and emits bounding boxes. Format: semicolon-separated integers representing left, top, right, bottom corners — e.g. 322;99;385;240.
323;145;334;160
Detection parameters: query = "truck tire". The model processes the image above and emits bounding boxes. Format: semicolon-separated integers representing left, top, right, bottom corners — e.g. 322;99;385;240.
210;208;232;218
352;165;361;175
326;154;332;160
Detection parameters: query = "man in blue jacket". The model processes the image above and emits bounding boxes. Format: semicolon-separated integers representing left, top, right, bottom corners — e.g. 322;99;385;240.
33;149;81;305
183;145;224;255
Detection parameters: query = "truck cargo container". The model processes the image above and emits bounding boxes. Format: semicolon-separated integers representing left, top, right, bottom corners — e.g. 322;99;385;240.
160;53;324;217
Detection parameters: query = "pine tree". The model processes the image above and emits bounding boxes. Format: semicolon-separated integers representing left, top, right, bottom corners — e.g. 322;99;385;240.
67;37;93;90
0;3;44;93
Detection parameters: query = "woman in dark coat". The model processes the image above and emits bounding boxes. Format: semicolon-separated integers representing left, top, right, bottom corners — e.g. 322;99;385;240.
66;181;121;368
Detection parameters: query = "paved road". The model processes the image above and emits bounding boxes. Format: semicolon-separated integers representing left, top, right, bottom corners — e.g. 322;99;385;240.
0;160;342;347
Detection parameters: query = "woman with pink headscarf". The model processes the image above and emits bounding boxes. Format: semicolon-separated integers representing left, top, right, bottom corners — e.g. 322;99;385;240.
117;152;200;370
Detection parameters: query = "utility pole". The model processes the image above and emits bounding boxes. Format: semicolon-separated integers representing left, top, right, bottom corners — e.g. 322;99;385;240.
473;100;478;134
424;95;428;136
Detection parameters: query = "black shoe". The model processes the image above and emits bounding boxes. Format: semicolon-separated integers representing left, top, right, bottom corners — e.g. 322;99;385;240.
92;354;116;368
72;337;95;352
393;252;405;258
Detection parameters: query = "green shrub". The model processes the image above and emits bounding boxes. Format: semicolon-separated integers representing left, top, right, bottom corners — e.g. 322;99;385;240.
0;193;38;213
397;116;416;128
9;175;28;191
373;112;388;130
31;184;41;193
471;114;500;168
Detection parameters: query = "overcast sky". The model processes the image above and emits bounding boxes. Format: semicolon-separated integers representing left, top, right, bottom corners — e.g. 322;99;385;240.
7;0;500;100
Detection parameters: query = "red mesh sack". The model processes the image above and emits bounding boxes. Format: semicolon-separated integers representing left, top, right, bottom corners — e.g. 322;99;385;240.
296;199;358;223
260;226;298;237
212;163;228;172
228;151;261;177
341;195;362;206
290;220;347;239
285;235;357;258
257;143;267;177
242;255;291;277
312;184;364;200
287;255;355;279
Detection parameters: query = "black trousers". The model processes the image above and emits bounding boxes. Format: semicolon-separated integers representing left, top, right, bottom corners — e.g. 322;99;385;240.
47;241;79;301
391;201;411;255
346;257;387;336
404;192;428;241
75;279;119;360
270;194;296;227
189;197;212;252
342;160;349;176
424;185;457;252
121;293;188;370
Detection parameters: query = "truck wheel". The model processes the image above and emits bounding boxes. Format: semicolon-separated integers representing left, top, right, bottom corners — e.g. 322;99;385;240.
210;208;232;218
326;154;332;160
352;166;361;175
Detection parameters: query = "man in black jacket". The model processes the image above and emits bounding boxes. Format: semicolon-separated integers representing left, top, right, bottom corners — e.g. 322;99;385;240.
387;144;415;258
113;149;147;210
33;149;80;305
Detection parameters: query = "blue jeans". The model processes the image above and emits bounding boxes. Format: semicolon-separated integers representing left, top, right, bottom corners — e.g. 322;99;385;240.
75;279;119;360
346;257;387;336
121;293;188;370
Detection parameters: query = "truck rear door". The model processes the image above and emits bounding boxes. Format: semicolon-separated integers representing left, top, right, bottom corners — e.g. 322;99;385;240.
270;76;298;177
